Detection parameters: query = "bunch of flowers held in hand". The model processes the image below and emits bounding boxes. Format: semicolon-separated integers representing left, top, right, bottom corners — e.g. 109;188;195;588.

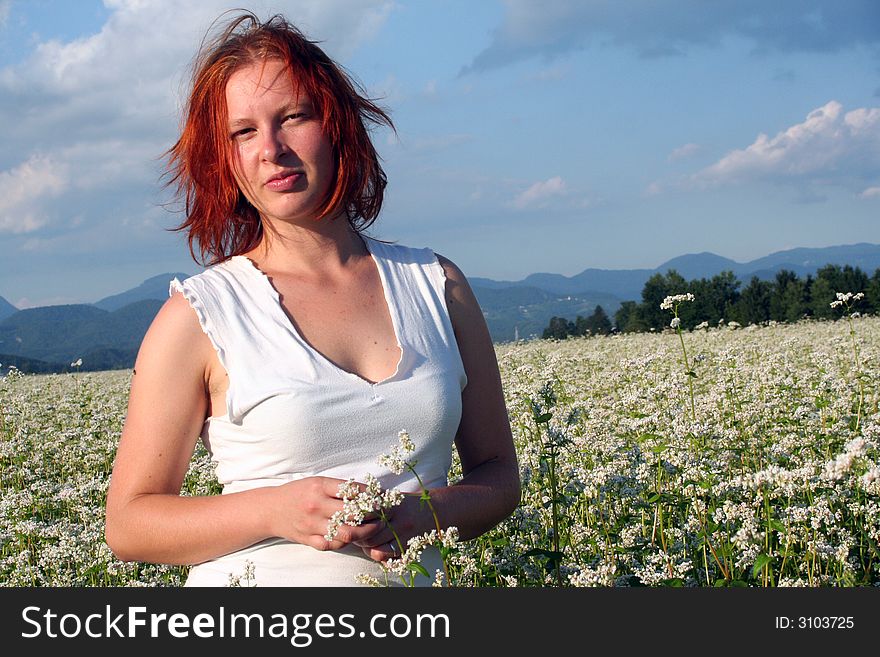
325;430;459;586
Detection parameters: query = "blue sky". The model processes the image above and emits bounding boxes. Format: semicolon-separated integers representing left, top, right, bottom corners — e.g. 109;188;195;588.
1;0;878;308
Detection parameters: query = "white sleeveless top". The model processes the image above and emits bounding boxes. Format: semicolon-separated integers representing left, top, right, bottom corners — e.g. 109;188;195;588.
169;236;467;586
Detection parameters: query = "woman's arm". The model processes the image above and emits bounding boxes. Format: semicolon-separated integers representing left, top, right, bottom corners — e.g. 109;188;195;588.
104;292;374;565
432;254;521;536
358;255;521;556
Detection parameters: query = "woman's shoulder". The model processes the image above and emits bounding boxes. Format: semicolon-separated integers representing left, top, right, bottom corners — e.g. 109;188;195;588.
138;259;246;370
169;256;244;294
432;253;467;285
364;236;467;278
137;286;215;378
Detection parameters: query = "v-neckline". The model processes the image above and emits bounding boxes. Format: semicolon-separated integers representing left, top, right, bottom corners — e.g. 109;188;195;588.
232;236;404;386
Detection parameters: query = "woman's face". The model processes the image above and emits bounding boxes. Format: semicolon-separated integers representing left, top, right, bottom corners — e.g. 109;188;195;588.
225;58;335;226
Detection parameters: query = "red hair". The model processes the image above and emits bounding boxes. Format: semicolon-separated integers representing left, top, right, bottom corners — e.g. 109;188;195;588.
166;12;393;265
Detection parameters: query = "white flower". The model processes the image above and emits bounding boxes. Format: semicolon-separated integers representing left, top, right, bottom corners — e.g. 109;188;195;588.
377;430;416;475
832;291;865;308
660;293;695;311
670;317;681;329
71;358;82;368
355;573;383;587
325;475;404;541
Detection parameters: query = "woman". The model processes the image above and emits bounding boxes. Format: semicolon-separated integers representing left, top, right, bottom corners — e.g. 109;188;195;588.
104;12;520;586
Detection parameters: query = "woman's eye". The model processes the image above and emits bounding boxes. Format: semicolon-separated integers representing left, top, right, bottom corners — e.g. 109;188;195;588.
284;112;306;122
231;127;254;140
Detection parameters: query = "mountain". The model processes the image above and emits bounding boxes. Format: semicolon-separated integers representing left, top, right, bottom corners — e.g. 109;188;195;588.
0;300;162;370
1;243;877;369
0;352;64;374
472;285;621;342
0;296;16;322
94;272;191;310
0;271;189;372
737;243;880;280
653;252;741;281
471;269;653;301
472;243;880;303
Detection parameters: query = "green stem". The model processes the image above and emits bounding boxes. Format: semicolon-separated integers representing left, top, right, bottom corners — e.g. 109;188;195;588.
406;464;452;586
548;446;564;587
676;322;697;424
845;313;864;432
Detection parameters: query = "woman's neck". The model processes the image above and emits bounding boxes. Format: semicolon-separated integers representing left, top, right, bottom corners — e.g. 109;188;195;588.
243;215;368;277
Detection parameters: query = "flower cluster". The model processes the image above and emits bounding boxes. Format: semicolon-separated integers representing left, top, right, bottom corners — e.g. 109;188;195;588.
379;527;460;579
324;475;404;542
377;430;416;475
227;560;256;587
830;291;865;309
660;293;694;311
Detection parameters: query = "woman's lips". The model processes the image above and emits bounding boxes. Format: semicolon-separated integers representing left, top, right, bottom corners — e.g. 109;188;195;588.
265;173;302;191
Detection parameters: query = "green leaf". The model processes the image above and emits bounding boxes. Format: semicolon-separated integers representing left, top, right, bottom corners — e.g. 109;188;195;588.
752;554;772;578
407;563;430;578
714;578;728;587
646;493;661;503
769;519;786;533
535;412;553;423
523;548;564;565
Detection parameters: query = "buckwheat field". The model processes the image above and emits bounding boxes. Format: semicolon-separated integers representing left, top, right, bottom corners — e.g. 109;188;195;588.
2;307;879;587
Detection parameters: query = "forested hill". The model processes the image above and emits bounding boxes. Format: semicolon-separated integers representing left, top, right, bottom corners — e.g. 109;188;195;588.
94;272;190;311
0;299;163;372
1;243;878;372
471;242;880;301
0;296;16;322
471;285;621;342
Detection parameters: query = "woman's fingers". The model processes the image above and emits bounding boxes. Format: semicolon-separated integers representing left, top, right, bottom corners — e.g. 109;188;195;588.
360;541;401;562
276;476;402;551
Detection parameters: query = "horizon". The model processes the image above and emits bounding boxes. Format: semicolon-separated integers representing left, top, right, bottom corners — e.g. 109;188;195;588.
3;239;878;310
1;1;879;308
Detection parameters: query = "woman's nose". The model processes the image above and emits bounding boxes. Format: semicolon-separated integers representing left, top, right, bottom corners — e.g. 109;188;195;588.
261;130;288;161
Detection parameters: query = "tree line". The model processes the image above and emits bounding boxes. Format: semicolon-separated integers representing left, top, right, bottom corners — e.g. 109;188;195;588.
542;264;880;338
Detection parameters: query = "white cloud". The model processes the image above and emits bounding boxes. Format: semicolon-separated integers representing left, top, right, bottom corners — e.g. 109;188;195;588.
0;1;10;28
694;101;880;190
464;1;880;73
0;155;69;234
860;186;880;198
668;143;701;161
0;0;393;244
511;176;567;209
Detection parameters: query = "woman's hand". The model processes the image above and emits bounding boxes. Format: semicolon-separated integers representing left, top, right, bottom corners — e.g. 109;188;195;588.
264;476;389;551
267;481;436;561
